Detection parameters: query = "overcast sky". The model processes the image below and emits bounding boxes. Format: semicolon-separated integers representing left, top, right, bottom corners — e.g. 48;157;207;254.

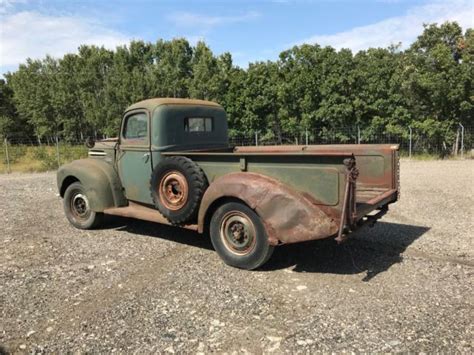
1;0;473;76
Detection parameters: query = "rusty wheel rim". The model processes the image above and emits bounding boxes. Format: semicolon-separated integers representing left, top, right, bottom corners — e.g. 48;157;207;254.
158;171;188;211
220;211;256;255
70;192;91;221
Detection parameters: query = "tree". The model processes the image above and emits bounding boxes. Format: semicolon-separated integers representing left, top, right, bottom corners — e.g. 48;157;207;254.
55;53;86;139
151;39;192;98
104;41;154;135
393;22;473;153
0;79;32;139
189;41;220;100
76;45;114;137
0;21;471;151
7;57;61;141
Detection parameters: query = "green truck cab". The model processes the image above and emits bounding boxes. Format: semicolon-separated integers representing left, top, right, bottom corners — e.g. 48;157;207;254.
57;98;400;270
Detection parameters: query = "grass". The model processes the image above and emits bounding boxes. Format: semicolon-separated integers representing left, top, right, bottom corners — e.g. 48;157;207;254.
0;145;88;174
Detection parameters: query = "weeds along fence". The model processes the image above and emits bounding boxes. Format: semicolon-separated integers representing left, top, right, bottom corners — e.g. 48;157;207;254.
1;138;89;174
1;124;472;173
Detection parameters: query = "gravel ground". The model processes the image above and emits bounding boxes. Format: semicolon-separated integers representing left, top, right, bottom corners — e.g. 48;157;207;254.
1;160;473;353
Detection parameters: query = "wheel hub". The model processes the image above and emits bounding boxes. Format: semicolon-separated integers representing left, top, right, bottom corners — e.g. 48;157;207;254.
71;193;90;218
220;212;256;255
230;222;247;242
159;171;189;211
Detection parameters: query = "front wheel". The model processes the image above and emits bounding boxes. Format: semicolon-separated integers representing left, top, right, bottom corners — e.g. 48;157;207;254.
210;202;274;270
63;182;103;229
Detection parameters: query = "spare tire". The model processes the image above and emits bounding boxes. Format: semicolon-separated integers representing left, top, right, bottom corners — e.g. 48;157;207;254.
150;156;208;224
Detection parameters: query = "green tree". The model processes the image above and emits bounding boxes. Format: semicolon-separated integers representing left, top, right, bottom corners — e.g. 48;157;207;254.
353;47;411;140
76;45;114;137
239;61;281;139
56;53;87;139
189;41;220;100
402;22;473;146
104;41;154;135
151;39;192;98
7;57;61;141
0;79;31;139
1;21;471;151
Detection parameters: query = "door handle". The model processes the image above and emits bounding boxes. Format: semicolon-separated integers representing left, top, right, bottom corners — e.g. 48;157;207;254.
142;153;150;162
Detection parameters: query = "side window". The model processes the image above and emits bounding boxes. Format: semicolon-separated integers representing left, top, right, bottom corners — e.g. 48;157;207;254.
123;112;148;142
184;117;213;133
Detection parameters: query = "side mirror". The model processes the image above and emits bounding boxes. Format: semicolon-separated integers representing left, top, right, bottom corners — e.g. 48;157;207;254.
85;137;95;149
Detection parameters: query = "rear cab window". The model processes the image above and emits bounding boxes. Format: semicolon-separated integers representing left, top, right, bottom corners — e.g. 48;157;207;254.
184;117;213;133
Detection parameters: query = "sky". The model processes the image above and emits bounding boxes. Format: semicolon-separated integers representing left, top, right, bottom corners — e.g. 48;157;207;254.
0;0;473;76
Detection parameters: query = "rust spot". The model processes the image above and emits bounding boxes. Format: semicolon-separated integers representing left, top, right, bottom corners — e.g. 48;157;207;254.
198;172;339;245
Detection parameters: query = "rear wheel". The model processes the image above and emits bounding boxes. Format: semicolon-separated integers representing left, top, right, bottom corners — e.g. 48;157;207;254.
63;182;103;229
210;202;274;270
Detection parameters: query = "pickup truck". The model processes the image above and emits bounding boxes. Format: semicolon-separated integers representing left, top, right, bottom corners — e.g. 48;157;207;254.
57;98;400;270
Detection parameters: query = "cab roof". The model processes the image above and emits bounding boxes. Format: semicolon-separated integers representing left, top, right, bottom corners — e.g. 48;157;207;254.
125;98;222;112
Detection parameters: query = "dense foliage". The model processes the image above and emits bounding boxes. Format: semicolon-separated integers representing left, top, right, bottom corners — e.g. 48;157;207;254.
1;22;472;149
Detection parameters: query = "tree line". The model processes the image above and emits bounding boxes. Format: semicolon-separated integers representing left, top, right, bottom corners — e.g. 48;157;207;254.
0;21;472;147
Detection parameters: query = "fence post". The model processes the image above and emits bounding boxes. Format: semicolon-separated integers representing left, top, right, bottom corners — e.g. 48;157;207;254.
357;125;361;144
255;131;258;146
459;123;464;159
409;126;413;159
305;130;309;145
55;136;61;168
4;138;11;174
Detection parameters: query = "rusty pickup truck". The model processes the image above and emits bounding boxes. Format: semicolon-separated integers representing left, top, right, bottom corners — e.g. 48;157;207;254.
57;98;400;270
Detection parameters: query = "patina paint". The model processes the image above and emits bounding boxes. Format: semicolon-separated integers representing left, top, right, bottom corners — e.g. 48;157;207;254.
57;158;127;211
198;172;340;245
117;108;153;203
57;98;400;245
172;153;347;207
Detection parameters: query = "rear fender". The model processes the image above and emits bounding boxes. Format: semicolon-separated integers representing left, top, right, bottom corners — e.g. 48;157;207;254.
57;159;127;211
198;172;339;245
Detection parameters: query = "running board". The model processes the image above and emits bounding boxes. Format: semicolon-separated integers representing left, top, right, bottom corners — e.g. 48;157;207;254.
104;202;199;231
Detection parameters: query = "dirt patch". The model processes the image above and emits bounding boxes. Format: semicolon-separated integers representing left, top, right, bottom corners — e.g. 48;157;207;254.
1;160;473;353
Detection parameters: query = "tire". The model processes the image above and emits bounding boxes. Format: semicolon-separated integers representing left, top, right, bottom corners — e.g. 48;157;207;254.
150;156;208;224
210;202;274;270
63;182;103;229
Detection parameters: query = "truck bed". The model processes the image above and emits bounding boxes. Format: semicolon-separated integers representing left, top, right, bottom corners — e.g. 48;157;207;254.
162;143;400;224
235;144;400;221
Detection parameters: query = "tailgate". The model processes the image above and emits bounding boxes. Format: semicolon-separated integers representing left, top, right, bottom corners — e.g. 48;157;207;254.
353;146;400;218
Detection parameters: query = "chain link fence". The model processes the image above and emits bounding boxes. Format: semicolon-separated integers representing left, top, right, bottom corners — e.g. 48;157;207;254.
1;124;472;173
1;137;89;174
229;124;472;158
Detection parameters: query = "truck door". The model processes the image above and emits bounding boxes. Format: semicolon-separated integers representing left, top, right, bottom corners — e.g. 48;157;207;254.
117;109;153;204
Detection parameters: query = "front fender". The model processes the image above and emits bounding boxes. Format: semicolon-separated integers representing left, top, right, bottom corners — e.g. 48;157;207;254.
198;172;339;245
57;159;127;212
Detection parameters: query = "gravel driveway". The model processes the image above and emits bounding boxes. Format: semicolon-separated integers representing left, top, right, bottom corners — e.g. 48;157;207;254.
1;160;473;353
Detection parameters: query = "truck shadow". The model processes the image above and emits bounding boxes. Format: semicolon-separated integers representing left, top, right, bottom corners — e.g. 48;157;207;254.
103;217;429;281
262;221;430;281
102;216;215;251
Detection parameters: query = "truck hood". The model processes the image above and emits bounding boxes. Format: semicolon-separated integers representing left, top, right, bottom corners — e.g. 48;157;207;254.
88;138;117;160
94;137;118;149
